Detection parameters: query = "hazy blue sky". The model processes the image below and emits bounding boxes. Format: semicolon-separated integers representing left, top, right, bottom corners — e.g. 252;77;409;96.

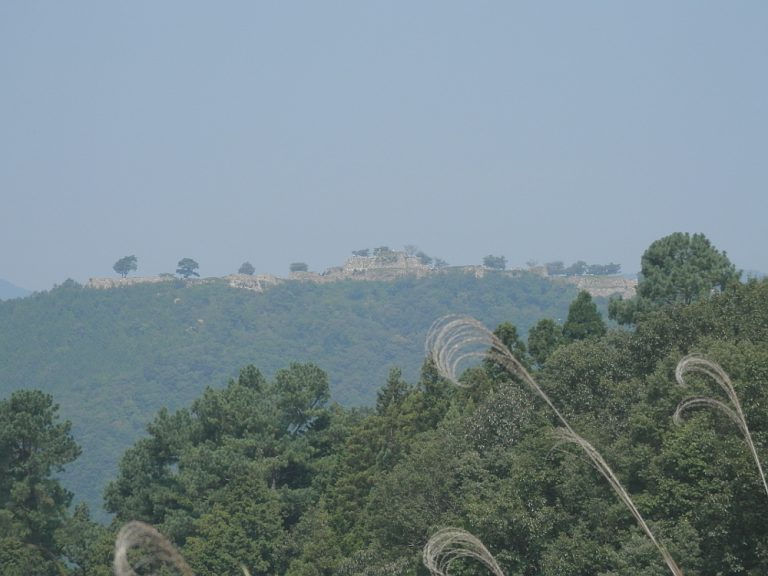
2;2;767;291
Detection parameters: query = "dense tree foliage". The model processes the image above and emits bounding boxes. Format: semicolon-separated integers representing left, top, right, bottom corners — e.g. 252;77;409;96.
88;277;768;576
0;391;80;549
5;272;768;574
588;262;621;275
0;391;109;575
562;290;607;342
483;255;507;270
0;272;578;519
135;282;768;576
527;318;563;367
638;232;739;305
103;363;351;575
610;232;740;324
565;259;588;276
6;230;766;575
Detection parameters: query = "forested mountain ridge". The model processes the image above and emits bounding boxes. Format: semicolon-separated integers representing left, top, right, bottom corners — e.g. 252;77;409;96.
99;277;768;576
0;271;582;519
9;276;768;575
4;233;768;575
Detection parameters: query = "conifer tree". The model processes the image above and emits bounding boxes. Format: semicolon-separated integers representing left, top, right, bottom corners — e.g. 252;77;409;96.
563;290;606;341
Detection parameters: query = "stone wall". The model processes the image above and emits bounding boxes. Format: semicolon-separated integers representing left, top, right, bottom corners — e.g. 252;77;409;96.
331;252;433;280
224;274;283;292
86;261;637;300
563;275;637;299
86;276;174;289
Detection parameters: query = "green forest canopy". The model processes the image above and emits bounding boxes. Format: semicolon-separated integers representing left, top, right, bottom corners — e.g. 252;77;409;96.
5;234;767;574
4;277;768;575
0;271;581;521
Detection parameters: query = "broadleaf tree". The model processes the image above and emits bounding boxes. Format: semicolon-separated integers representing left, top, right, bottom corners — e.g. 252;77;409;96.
483;255;507;270
113;255;138;278
176;258;200;279
527;318;564;367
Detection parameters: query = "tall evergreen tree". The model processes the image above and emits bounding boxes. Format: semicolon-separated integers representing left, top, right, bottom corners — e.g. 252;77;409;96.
610;232;740;324
562;290;606;341
638;232;739;306
0;390;81;574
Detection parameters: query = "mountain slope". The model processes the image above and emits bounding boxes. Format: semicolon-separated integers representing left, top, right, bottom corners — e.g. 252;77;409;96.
0;272;581;517
0;278;31;300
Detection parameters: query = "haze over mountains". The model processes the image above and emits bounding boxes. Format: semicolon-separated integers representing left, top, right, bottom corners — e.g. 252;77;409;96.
0;278;30;300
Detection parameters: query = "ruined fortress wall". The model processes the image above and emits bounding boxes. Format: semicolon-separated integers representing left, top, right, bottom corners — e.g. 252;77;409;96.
86;276;174;289
86;257;637;300
224;274;283;292
563;275;637;299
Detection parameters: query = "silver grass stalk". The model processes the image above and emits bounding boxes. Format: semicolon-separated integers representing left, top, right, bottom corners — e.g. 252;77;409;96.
425;315;683;576
674;354;768;499
553;428;683;576
426;316;574;433
423;528;505;576
114;521;194;576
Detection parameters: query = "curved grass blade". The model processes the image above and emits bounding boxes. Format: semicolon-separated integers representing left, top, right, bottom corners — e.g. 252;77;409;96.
426;315;684;576
553;428;683;576
425;315;574;432
423;527;505;576
114;521;194;576
674;354;768;499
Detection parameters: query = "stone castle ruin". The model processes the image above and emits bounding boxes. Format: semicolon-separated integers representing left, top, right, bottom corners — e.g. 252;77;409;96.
87;250;637;299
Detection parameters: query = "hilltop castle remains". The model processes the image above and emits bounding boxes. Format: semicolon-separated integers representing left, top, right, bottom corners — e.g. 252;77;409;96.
87;250;637;299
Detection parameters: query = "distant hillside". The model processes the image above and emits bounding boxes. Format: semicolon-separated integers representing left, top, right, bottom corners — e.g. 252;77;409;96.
0;272;585;518
0;278;31;300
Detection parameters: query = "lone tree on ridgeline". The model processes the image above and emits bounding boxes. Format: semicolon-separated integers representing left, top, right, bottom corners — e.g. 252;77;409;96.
113;255;138;278
483;255;507;270
636;232;739;305
609;232;740;324
238;261;255;275
176;258;200;279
